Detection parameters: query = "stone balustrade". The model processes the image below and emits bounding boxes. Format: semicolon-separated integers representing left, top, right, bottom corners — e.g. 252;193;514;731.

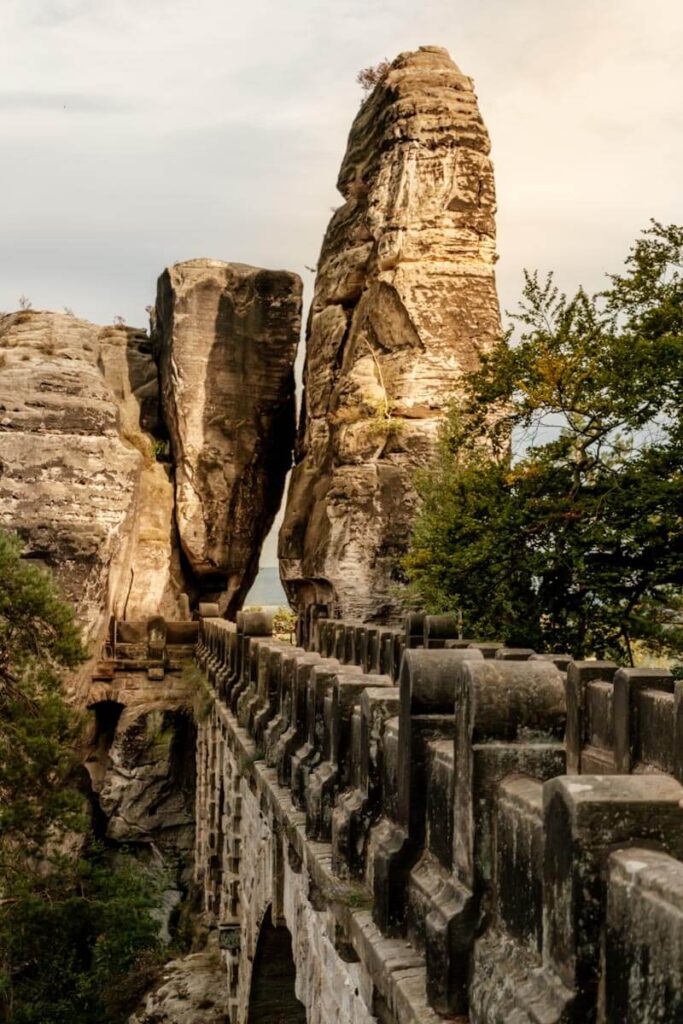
194;609;683;1023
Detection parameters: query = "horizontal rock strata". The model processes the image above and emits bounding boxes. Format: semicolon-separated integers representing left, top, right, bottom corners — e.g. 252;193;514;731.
0;311;151;643
279;45;502;621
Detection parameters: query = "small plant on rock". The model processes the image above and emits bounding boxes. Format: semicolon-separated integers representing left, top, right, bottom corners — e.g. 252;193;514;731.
357;59;391;94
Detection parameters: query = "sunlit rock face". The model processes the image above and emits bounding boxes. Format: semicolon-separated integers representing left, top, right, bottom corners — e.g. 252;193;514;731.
0;310;180;645
153;260;302;617
279;45;502;621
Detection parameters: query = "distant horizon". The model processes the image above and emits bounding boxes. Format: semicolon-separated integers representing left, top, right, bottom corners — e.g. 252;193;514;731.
245;565;288;607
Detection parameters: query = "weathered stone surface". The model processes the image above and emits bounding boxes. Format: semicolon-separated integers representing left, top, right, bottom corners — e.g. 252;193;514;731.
0;311;189;643
606;848;683;1023
0;311;146;644
153;260;302;615
279;45;501;621
98;325;185;621
128;948;230;1024
86;673;196;877
196;609;683;1022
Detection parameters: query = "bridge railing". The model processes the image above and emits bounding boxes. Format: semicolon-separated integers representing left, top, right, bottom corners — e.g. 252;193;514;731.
195;609;683;1023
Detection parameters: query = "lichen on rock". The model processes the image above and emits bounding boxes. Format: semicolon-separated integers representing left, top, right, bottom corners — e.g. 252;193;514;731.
0;311;155;646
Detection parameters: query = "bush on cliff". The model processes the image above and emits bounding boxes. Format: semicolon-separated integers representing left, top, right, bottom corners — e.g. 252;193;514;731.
0;531;164;1023
405;222;683;663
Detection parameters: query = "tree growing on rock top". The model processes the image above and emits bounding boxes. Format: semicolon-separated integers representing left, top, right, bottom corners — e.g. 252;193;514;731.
405;222;683;664
356;58;391;93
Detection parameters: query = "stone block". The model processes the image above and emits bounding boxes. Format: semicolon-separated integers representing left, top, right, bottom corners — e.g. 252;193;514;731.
543;774;683;1020
613;666;675;774
605;847;683;1023
565;660;618;774
372;648;483;937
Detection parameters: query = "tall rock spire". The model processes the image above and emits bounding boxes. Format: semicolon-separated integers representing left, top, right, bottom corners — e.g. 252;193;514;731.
279;45;502;621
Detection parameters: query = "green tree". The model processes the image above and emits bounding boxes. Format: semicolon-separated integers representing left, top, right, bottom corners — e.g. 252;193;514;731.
405;222;683;662
0;531;164;1023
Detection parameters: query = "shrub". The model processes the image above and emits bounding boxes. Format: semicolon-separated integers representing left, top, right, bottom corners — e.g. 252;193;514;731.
357;59;391;94
405;222;683;663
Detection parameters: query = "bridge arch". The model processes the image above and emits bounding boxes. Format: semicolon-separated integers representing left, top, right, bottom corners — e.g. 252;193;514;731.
247;906;306;1024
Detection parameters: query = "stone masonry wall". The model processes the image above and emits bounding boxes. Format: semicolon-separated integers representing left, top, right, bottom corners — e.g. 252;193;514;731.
195;610;683;1024
195;701;377;1024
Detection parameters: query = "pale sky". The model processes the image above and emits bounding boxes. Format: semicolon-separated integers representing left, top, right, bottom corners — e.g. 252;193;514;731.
1;0;682;566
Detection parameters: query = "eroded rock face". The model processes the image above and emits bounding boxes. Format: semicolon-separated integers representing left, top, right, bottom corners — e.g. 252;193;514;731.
128;949;230;1024
279;46;502;621
98;325;185;621
153;260;302;616
86;674;197;881
0;311;147;644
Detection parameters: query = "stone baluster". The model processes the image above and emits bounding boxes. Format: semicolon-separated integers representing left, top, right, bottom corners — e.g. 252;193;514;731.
423;613;460;649
290;659;341;808
435;656;566;1015
263;646;300;763
306;666;392;841
541;774;683;1022
605;846;683;1022
369;647;483;937
275;652;321;788
332;685;400;878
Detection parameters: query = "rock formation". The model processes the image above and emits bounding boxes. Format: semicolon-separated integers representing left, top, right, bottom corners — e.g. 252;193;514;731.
86;670;197;927
0;310;175;646
153;260;302;617
128;948;230;1024
0;263;302;645
97;324;185;623
279;45;502;621
87;674;196;857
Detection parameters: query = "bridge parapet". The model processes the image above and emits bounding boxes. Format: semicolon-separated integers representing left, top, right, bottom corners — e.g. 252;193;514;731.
194;611;683;1023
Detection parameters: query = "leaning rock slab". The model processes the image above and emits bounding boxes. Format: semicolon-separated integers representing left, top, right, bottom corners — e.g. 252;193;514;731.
153;260;302;616
98;324;185;620
279;46;502;621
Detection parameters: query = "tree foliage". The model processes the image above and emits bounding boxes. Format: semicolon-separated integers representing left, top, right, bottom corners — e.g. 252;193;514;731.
405;222;683;662
0;531;164;1023
357;59;391;94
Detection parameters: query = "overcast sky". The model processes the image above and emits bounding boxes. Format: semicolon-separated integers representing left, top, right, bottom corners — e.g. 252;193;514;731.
1;0;682;565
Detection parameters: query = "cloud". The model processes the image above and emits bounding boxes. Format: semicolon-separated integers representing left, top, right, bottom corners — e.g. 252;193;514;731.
0;91;136;112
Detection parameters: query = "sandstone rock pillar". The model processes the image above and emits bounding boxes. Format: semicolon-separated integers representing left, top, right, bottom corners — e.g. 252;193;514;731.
279;45;502;621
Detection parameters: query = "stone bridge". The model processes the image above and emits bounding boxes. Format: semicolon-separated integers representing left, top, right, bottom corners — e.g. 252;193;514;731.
193;610;683;1024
